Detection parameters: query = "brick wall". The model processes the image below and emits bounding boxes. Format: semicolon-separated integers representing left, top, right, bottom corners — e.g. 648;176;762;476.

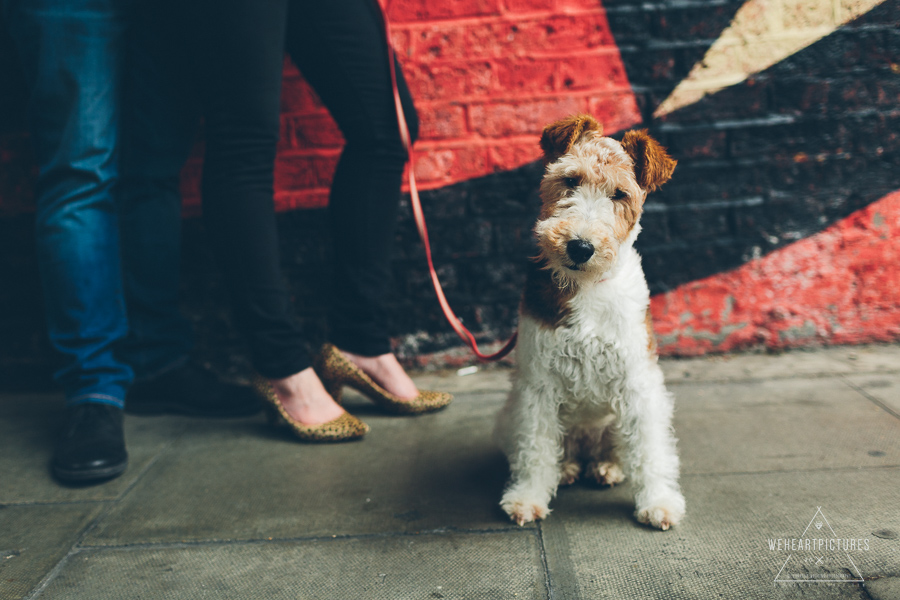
0;0;898;383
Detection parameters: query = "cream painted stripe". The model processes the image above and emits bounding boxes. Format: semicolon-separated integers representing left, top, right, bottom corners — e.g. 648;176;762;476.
653;0;887;117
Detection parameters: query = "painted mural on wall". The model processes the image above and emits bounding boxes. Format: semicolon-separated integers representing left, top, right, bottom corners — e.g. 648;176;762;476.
0;0;897;380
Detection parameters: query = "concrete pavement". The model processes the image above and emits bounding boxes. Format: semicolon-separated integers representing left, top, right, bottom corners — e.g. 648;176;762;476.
2;344;899;599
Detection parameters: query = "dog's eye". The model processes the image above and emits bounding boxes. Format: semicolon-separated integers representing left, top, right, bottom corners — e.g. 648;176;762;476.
611;188;627;201
563;177;580;189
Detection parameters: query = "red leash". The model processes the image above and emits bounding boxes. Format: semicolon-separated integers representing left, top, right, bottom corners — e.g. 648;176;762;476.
379;1;517;362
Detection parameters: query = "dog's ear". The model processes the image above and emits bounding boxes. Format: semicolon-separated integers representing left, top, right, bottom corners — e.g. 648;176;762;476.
540;114;603;161
621;130;677;192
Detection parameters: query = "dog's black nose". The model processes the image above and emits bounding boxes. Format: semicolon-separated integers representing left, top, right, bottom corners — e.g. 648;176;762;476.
566;239;595;265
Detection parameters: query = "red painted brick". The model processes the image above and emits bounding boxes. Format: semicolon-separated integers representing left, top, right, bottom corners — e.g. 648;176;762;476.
587;91;643;134
274;154;340;191
406;61;497;101
275;189;330;211
556;0;603;10
469;97;585;137
555;51;630;91
495;57;556;94
387;0;503;23
411;24;469;61
282;114;345;149
502;0;556;13
389;29;413;57
417;103;469;140
412;144;488;183
280;77;325;115
467;14;616;57
487;139;543;172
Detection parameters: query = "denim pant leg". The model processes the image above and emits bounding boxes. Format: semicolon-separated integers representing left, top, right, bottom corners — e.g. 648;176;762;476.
4;0;131;407
117;0;198;381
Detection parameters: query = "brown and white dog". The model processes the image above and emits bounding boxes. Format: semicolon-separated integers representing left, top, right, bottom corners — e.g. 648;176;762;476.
493;115;685;530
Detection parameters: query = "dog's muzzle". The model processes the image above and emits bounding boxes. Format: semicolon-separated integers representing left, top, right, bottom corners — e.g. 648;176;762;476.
566;239;595;266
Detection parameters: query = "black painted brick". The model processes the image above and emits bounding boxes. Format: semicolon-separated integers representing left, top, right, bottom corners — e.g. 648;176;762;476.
649;2;743;42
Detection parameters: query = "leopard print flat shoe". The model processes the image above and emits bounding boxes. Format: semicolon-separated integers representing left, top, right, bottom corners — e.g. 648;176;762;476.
313;344;453;415
253;376;369;442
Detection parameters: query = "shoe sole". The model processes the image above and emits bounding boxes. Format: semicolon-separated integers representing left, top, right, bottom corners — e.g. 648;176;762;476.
52;460;128;484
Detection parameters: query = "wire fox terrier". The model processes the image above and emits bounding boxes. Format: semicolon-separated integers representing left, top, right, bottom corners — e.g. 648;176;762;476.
494;114;685;530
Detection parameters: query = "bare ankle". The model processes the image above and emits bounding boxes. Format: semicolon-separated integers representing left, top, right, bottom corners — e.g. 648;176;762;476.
340;350;419;400
269;367;344;425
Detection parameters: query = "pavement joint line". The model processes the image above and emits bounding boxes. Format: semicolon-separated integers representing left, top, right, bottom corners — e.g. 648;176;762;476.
681;464;900;478
111;432;185;504
666;370;900;387
860;586;876;600
539;520;583;600
535;522;554;600
73;525;533;552
22;433;182;600
0;499;113;508
841;375;900;421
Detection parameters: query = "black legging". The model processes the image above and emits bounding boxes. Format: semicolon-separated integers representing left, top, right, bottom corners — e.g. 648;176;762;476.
192;0;418;378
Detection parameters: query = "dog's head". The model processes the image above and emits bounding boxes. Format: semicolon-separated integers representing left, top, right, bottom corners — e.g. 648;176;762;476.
534;114;676;287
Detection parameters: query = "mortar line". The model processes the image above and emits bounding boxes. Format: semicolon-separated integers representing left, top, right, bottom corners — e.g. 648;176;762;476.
840;375;900;421
72;525;531;552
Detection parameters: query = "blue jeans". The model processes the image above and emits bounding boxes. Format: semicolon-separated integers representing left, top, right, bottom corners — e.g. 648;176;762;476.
3;0;192;406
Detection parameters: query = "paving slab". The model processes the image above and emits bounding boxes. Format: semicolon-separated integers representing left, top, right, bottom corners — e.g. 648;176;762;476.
83;391;518;546
866;576;900;600
543;468;900;600
40;530;547;599
0;504;104;600
672;377;900;475
5;344;900;599
0;394;189;505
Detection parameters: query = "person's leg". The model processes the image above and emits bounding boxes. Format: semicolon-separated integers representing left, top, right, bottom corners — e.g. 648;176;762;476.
119;0;197;382
286;0;420;398
3;0;129;480
191;0;344;425
116;0;261;418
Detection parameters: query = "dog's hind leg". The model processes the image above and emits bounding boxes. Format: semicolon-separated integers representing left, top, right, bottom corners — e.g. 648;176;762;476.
582;416;626;487
559;430;583;486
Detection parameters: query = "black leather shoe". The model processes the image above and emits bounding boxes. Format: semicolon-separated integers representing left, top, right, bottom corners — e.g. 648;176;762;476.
125;363;262;418
52;403;128;484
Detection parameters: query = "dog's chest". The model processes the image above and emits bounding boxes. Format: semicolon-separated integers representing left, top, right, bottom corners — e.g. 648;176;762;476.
526;292;643;404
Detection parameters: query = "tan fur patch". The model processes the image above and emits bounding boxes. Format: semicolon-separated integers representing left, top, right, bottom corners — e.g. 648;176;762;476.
620;130;677;192
611;189;644;242
520;260;576;328
645;311;658;356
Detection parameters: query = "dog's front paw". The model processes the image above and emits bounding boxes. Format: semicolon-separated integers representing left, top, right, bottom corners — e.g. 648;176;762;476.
501;494;550;526
635;493;685;531
587;461;625;486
